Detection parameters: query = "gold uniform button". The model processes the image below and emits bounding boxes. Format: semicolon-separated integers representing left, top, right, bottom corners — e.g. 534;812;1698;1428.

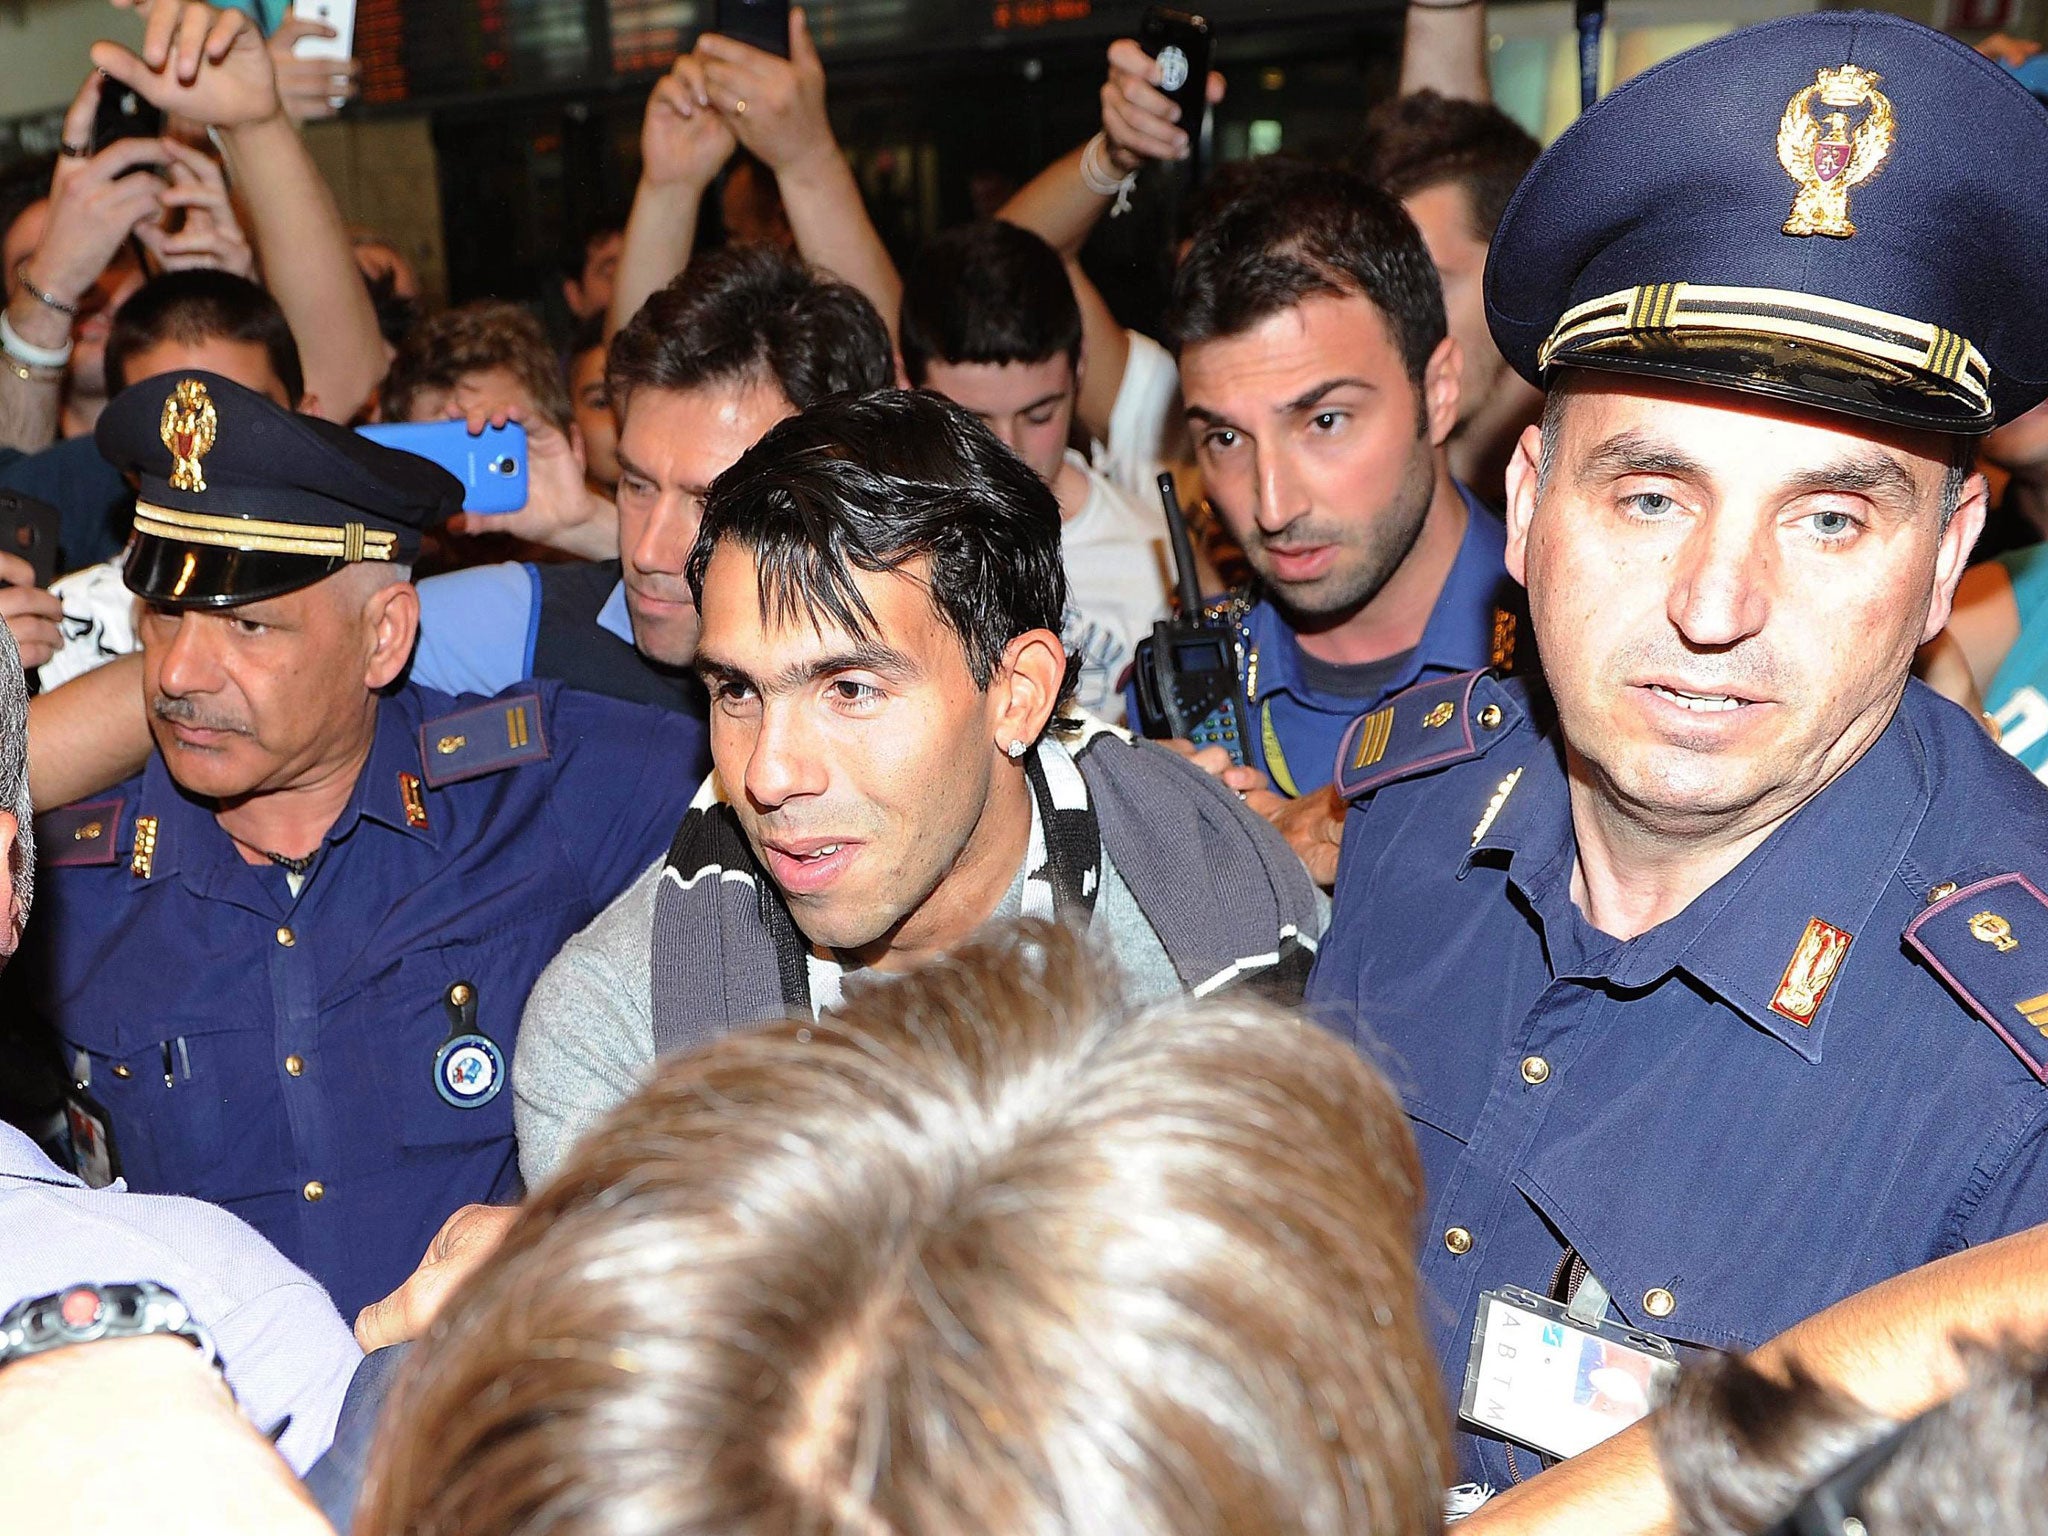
111;1063;132;1079
302;1180;325;1202
1444;1226;1474;1255
1477;704;1504;730
284;1054;305;1077
276;926;296;948
1927;881;1958;904
1643;1287;1676;1319
1520;1055;1552;1085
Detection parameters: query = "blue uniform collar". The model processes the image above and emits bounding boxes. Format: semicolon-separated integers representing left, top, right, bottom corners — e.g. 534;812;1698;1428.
596;579;634;647
137;685;445;881
1470;692;1929;1062
1246;483;1510;707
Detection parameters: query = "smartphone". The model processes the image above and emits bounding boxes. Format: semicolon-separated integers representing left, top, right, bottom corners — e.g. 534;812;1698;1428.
91;77;164;159
356;421;529;516
0;491;62;590
1138;5;1213;183
713;0;790;58
290;0;356;59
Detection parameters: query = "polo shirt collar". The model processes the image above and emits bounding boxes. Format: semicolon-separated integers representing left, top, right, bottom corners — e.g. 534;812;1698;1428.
0;1120;83;1187
1470;695;1927;1062
1248;482;1510;707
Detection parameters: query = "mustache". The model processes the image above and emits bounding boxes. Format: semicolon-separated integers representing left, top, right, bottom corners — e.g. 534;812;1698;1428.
1610;637;1789;696
152;695;251;735
1251;516;1354;553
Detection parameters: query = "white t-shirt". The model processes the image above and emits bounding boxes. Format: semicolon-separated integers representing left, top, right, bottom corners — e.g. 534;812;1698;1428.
1060;448;1170;723
40;557;136;691
1091;328;1186;505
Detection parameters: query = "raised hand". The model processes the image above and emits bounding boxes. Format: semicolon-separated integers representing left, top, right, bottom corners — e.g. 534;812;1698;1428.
134;138;254;278
20;75;169;314
266;15;361;123
640;53;737;192
696;7;834;179
93;0;283;131
1101;36;1225;170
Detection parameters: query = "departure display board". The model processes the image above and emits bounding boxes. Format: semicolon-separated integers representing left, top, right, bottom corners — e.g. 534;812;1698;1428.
353;0;1352;106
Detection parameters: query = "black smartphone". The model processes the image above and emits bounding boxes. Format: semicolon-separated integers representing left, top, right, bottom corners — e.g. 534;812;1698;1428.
92;76;165;158
713;0;790;57
1138;5;1213;182
0;491;61;590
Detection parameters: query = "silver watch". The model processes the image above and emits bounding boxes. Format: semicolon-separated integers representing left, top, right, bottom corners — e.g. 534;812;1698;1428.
0;1281;219;1372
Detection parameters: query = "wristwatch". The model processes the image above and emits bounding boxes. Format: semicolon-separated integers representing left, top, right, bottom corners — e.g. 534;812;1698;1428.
0;1281;219;1373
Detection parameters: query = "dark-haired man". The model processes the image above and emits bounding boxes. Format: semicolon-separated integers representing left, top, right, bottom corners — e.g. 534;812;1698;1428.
512;389;1320;1180
1362;90;1542;502
902;222;1171;722
1151;162;1526;826
21;371;707;1318
1310;13;2048;1503
408;245;895;711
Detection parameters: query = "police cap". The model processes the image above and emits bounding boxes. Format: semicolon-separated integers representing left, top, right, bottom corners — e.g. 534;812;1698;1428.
1487;12;2048;435
98;370;461;608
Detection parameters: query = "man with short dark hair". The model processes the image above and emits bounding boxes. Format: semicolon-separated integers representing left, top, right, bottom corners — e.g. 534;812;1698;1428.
409;246;894;713
512;389;1320;1180
903;221;1171;721
1148;162;1526;832
1362;90;1543;501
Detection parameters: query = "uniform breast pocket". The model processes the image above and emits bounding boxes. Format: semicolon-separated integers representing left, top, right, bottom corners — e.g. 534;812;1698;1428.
363;940;527;1154
64;1017;277;1198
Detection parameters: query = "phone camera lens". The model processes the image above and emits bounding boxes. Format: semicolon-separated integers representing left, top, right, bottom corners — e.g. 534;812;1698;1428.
491;456;517;476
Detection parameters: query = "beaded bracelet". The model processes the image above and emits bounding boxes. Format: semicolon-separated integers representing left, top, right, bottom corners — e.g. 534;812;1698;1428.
13;263;77;318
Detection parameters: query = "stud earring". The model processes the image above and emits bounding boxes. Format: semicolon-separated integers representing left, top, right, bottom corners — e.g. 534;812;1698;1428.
1005;740;1028;760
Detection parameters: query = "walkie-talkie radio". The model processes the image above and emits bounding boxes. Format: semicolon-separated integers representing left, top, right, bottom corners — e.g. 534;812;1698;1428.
1132;472;1251;766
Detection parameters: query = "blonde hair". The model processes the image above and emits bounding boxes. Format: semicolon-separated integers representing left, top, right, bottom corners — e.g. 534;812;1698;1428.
362;920;1448;1536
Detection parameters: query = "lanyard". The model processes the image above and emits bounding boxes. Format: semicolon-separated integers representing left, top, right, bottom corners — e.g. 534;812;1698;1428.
1259;698;1302;799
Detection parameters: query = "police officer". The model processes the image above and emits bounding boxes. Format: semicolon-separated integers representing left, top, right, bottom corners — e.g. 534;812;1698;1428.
1131;161;1526;803
23;371;709;1320
1308;13;2048;1499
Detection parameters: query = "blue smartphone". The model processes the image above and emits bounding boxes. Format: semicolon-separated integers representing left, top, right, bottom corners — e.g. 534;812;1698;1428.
357;420;528;514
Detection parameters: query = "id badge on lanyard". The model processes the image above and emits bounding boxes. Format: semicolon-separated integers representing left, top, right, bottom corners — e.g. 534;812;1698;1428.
1458;1283;1679;1462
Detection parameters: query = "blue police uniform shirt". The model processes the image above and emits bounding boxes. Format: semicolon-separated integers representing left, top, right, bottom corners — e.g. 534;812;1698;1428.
1308;673;2048;1488
1125;485;1521;796
412;561;634;696
25;680;708;1320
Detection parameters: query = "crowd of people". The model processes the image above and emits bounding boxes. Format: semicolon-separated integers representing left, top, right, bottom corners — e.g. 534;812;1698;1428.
2;0;2048;1531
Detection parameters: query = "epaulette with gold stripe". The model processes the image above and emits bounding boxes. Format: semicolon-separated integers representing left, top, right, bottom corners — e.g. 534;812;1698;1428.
419;692;551;787
1332;671;1523;803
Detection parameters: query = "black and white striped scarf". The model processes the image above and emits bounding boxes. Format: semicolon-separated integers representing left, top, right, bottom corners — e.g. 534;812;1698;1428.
647;725;1320;1057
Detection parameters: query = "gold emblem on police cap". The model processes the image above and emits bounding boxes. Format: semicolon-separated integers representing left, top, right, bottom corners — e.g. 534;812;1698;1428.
1777;65;1895;240
160;378;218;494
